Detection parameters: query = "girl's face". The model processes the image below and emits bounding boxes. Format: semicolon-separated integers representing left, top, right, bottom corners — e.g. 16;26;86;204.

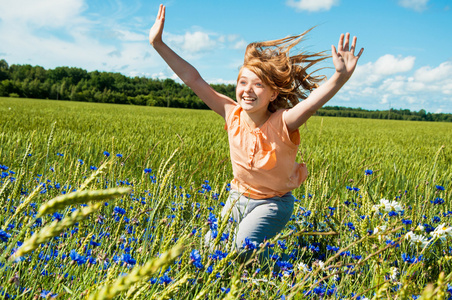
236;67;278;115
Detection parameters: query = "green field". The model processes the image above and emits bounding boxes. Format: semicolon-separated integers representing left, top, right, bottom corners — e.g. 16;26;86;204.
0;97;451;299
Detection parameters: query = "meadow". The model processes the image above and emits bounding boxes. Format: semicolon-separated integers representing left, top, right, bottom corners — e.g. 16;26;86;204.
0;96;451;299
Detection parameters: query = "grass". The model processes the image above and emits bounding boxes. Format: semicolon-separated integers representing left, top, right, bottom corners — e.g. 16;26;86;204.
0;96;451;299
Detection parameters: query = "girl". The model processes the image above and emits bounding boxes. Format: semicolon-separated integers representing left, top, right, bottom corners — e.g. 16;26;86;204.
149;5;363;257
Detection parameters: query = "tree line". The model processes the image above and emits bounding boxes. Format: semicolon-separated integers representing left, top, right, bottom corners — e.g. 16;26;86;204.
1;59;450;122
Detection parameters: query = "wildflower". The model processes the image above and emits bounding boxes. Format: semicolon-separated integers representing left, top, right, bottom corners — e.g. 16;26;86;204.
190;249;203;269
373;225;387;241
40;290;58;298
69;249;87;265
365;169;373;175
372;198;403;214
77;159;84;165
116;153;123;158
120;253;136;267
278;240;287;250
327;245;339;252
435;185;445;191
103;151;110;157
144;168;152;173
243;237;258;250
432;216;441;223
0;230;11;242
207;212;218;230
430;223;452;239
401;253;423;264
159;273;172;285
389;267;398;281
90;166;97;171
221;287;231;294
297;262;310;273
404;231;429;248
431;197;444;205
402;219;413;225
276;261;294;276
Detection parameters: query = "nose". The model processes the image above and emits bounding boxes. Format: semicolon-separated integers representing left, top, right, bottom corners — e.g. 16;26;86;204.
244;83;253;93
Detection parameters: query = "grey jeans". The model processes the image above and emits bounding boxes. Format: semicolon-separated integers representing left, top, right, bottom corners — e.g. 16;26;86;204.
206;189;295;253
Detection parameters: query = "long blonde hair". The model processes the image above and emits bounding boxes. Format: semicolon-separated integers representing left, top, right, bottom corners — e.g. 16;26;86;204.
239;28;328;112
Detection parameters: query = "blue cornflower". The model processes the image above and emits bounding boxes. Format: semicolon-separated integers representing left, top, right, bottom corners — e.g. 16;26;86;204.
243;237;258;250
436;185;445;191
432;216;441;223
190;249;203;269
402;219;413;225
52;212;63;221
278;240;287;250
402;253;423;264
388;211;399;217
121;253;136;266
56;152;64;157
90;240;101;247
0;230;11;242
40;290;58;298
159;273;172;285
347;222;355;230
365;169;373;175
103;151;110;157
116;153;123;158
77;159;84;165
431;197;444;205
49;166;55;172
90;166;98;171
144;168;152;173
114;206;126;215
221;287;231;294
207;212;218;230
276;260;293;273
69;249;87;265
327;245;339;252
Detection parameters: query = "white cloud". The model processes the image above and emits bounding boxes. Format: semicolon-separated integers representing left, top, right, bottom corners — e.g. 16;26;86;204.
287;0;339;12
183;31;217;53
233;39;248;50
414;61;452;83
0;0;88;27
335;55;452;112
167;31;218;54
398;0;429;12
374;55;416;75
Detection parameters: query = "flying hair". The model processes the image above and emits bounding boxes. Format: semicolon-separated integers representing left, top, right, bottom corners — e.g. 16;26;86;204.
239;28;329;112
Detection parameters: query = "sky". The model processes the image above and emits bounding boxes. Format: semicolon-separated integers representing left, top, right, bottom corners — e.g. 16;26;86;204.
0;0;451;113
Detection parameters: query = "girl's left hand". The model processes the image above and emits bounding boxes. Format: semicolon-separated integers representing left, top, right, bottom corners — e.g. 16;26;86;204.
332;33;364;78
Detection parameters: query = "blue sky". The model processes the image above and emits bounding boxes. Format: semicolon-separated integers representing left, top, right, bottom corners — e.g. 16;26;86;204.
0;0;451;113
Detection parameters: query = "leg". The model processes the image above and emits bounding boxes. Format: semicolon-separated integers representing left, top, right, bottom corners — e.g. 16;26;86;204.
235;193;294;264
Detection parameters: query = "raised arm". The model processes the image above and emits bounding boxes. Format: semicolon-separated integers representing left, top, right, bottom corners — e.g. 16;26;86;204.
149;5;236;119
284;33;364;132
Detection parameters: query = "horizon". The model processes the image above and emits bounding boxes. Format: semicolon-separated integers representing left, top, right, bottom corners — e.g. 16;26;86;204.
0;0;451;113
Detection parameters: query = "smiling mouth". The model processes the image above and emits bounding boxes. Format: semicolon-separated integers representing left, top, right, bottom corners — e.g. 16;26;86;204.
242;97;256;102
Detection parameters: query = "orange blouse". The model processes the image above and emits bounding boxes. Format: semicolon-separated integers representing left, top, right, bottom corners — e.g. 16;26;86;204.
225;104;308;199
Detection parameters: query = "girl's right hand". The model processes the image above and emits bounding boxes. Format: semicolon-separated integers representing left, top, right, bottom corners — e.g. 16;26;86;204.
149;4;165;46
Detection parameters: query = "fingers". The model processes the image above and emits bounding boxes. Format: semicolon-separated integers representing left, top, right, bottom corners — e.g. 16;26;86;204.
337;34;344;52
331;45;338;59
338;33;362;58
343;33;350;51
356;47;364;59
157;4;165;21
350;36;357;54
